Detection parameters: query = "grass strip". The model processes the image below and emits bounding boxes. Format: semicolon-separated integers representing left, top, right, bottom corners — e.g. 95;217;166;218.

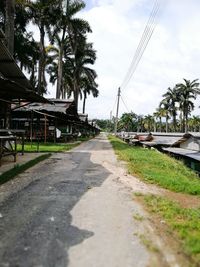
17;142;81;153
17;136;94;153
141;194;200;265
108;135;200;195
0;153;51;185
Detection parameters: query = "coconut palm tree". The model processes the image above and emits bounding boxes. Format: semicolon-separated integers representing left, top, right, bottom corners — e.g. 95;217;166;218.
26;0;57;95
47;0;91;100
5;0;15;55
175;79;200;132
162;87;178;132
80;75;99;114
159;99;170;133
71;40;97;110
154;107;165;132
143;115;154;132
118;113;137;132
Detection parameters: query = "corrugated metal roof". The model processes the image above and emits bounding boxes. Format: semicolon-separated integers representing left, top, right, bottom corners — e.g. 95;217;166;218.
13;99;78;116
188;132;200;138
163;147;200;161
0;77;48;102
0;33;32;90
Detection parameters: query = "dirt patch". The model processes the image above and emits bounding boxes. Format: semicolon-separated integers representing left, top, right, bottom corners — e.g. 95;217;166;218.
163;191;200;209
140;203;193;267
111;159;200;209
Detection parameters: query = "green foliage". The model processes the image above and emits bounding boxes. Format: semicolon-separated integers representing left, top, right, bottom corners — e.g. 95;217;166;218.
96;119;114;132
109;135;200;195
17;142;80;152
143;195;200;264
118;112;138;132
0;153;51;185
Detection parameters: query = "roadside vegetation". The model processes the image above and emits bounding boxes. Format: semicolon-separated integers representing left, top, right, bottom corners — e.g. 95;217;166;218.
0;154;51;185
17;135;93;153
109;135;200;195
17;141;81;153
136;193;200;265
109;135;200;265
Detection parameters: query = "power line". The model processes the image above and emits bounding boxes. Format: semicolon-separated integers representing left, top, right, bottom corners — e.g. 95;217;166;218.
121;0;162;90
121;94;130;113
121;0;160;89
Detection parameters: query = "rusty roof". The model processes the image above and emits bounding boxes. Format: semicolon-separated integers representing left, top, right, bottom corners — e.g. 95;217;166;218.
13;99;78;117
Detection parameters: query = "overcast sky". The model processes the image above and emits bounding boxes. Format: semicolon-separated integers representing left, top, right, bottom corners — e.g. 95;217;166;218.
45;0;200;119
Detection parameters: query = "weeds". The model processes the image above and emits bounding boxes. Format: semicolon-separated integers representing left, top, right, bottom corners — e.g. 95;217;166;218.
109;135;200;195
143;194;200;265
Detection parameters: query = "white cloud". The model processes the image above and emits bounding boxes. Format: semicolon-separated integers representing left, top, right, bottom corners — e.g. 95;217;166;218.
78;0;200;119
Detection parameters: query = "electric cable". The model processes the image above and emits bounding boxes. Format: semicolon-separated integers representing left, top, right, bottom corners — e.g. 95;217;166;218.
121;0;162;90
121;94;130;113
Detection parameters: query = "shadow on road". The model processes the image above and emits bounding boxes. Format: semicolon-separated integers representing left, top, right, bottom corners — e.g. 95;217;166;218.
0;151;111;267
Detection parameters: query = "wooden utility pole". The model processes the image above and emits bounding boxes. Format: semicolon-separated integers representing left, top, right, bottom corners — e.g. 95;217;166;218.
114;87;120;135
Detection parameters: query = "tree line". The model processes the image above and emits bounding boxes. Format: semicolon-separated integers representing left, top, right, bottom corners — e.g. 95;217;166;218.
97;78;200;133
0;0;99;112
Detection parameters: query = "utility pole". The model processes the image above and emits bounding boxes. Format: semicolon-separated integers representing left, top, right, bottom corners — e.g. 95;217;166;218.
114;87;121;135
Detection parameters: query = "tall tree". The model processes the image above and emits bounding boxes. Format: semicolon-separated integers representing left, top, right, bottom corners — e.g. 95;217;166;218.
5;0;15;55
47;0;91;101
176;79;200;132
80;76;99;114
162;87;178;132
27;0;57;95
153;108;164;132
159;99;170;133
143;114;154;132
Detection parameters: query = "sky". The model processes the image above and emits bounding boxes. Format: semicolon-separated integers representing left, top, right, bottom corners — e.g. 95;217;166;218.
46;0;200;119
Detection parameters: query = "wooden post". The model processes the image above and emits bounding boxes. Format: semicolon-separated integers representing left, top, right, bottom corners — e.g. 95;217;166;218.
44;115;47;144
30;111;33;148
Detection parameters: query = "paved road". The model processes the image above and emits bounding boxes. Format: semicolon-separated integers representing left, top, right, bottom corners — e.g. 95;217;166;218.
0;134;150;267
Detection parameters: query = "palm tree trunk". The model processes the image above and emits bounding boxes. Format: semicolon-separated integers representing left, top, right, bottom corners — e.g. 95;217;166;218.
183;107;187;133
173;112;176;132
159;117;162;132
180;111;183;132
5;0;15;55
82;91;87;114
166;113;168;133
185;112;188;133
56;44;64;99
38;24;45;95
154;122;156;132
73;73;79;111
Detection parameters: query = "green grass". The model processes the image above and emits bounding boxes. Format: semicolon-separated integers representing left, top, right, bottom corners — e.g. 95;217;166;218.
142;194;200;265
108;135;200;195
133;213;144;221
17;142;81;153
139;233;159;253
0;153;51;185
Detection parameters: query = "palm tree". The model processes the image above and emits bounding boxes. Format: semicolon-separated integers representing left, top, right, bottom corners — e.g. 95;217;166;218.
5;0;15;55
26;0;57;95
71;39;97;110
47;0;91;101
119;113;137;132
162;87;178;132
153;108;164;132
176;79;200;132
80;76;99;114
136;115;144;132
159;99;170;133
188;116;200;132
143;115;154;132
